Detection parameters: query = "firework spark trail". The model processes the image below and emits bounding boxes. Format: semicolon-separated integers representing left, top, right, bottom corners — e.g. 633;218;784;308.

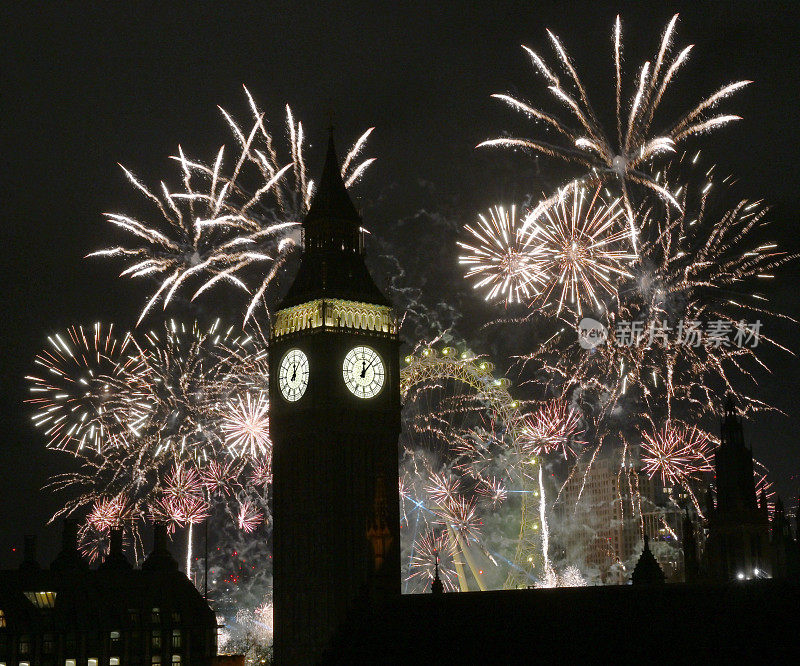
89;152;292;325
479;14;750;247
753;459;776;517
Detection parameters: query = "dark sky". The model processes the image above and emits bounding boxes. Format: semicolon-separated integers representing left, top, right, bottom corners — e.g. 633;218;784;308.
2;1;799;566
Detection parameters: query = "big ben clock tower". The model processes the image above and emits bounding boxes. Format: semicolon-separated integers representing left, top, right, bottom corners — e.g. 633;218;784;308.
269;131;401;664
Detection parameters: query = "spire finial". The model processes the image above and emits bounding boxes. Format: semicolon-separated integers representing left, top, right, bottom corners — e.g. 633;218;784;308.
431;549;444;595
326;100;335;135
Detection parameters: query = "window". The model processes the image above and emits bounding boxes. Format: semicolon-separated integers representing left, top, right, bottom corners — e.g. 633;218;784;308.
151;607;161;624
152;629;161;650
129;609;140;626
0;609;5;627
171;630;181;649
110;630;121;650
23;591;57;608
110;659;120;665
88;660;98;666
152;657;161;665
43;633;55;653
171;656;181;664
18;636;30;655
65;661;76;666
171;610;181;624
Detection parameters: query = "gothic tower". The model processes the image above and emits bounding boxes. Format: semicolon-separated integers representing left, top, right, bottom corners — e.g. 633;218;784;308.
703;396;771;581
269;132;401;663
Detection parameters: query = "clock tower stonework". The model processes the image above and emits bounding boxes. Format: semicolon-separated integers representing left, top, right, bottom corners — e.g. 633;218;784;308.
269;132;401;664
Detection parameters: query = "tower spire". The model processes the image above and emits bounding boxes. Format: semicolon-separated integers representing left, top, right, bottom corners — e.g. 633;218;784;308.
278;129;389;308
304;130;360;231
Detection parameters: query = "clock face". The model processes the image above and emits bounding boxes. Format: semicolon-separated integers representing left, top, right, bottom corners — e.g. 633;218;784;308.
343;346;385;399
278;348;309;402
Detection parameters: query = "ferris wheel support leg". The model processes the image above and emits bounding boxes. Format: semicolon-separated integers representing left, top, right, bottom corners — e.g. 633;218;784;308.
457;532;487;592
447;523;470;592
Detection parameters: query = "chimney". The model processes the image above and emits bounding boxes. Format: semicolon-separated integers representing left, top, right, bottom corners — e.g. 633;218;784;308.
143;522;178;572
109;528;123;556
51;518;87;572
153;522;168;553
24;535;36;562
19;534;40;571
61;518;78;552
99;527;132;571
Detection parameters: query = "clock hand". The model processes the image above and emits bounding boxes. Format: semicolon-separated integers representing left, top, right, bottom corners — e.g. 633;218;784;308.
291;363;297;382
360;360;366;378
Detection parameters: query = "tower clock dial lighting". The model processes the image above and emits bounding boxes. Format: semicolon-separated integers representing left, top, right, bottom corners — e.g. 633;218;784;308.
278;348;309;402
343;345;385;398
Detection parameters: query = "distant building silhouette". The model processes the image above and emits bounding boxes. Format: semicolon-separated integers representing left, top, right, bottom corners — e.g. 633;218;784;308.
703;396;772;580
0;521;217;665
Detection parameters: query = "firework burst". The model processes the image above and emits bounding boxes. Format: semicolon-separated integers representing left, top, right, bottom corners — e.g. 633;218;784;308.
519;400;584;459
525;185;635;315
519;161;797;438
480;14;749;246
222;392;271;459
236;498;263;533
93;88;376;324
457;205;545;304
129;319;263;463
26;323;140;453
641;423;714;485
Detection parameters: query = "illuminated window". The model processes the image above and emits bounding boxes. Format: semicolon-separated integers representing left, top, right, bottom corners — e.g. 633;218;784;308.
88;660;98;666
152;629;161;650
0;609;4;627
110;659;120;665
23;591;57;608
151;607;161;624
152;657;162;665
171;656;181;664
65;661;77;666
19;662;30;666
171;629;181;649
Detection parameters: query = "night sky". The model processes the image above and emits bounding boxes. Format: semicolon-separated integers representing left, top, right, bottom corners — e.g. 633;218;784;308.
3;1;800;566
